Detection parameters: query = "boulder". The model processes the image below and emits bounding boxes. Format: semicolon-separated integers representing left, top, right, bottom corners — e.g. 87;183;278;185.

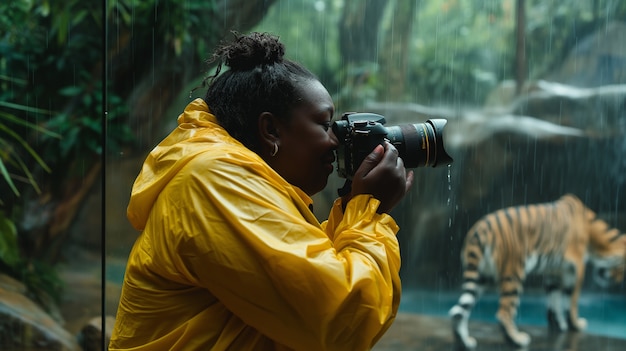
0;274;81;350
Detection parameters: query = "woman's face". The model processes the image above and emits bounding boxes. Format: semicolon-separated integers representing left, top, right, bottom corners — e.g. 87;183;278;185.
273;79;338;196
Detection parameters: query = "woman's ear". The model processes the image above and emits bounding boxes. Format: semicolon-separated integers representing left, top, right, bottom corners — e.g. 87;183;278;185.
258;112;280;150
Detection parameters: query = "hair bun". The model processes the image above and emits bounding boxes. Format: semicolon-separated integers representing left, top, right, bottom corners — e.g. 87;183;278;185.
219;32;285;71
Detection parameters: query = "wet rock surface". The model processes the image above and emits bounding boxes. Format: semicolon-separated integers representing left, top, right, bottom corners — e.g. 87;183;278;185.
0;274;81;351
374;313;626;351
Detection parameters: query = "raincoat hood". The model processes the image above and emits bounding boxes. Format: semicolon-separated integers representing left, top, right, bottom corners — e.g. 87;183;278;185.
126;98;307;231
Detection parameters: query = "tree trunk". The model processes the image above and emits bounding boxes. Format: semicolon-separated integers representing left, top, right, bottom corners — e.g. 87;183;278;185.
339;0;387;63
337;0;388;109
379;0;418;101
515;0;526;95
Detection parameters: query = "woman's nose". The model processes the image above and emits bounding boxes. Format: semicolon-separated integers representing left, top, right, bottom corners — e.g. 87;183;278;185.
328;128;339;148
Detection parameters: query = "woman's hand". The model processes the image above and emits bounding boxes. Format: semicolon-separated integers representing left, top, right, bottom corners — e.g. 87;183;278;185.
346;142;414;213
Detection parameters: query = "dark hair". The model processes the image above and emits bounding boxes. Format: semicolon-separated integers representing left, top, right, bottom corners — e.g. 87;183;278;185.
203;32;318;152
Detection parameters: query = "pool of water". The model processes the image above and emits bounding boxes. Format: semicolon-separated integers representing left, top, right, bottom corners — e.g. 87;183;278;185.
400;289;626;339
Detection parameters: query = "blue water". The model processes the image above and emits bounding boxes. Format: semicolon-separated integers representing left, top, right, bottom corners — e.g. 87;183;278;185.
400;289;626;339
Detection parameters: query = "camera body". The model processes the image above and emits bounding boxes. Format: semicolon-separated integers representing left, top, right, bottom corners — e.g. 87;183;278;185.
332;112;453;179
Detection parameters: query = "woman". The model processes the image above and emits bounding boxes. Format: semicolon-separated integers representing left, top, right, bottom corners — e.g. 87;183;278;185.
109;32;414;351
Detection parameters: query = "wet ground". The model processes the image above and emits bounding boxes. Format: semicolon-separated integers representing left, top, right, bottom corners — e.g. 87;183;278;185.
398;289;626;339
100;260;625;350
373;312;626;351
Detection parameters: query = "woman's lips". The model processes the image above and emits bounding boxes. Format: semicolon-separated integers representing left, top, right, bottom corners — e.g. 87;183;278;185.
323;155;336;173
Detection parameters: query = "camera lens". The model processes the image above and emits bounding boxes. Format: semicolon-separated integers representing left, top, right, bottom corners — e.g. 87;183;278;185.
332;113;453;180
385;119;453;168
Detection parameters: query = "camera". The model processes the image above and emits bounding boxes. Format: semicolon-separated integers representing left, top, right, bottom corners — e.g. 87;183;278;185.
332;112;453;179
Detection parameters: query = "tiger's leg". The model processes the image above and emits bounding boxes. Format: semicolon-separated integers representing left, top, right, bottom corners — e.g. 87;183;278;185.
449;278;484;350
563;260;587;331
544;276;568;331
495;275;531;347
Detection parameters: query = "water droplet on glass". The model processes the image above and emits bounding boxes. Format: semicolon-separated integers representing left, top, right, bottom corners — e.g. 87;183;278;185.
447;164;452;206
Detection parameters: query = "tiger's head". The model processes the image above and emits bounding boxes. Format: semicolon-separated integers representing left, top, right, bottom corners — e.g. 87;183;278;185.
587;213;626;288
591;252;625;288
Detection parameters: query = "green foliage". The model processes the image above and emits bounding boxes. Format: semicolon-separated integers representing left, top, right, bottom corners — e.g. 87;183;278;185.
525;0;626;77
39;79;132;166
0;0;32;35
407;0;626;105
406;0;516;105
253;0;343;89
110;0;217;61
0;78;58;256
1;0;133;183
0;99;64;311
254;0;626;107
0;104;56;200
0;210;19;269
0;0;107;312
20;259;65;307
0;210;63;307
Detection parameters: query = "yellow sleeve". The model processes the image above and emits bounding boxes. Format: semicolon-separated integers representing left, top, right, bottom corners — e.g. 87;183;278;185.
165;156;402;351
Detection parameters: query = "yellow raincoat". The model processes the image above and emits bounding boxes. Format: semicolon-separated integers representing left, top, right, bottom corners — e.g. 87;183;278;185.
109;99;402;351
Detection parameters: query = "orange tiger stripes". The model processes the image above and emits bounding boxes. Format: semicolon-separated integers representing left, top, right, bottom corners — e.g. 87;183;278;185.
449;194;626;349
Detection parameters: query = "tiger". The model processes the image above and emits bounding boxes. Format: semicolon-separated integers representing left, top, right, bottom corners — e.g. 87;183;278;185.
448;193;626;349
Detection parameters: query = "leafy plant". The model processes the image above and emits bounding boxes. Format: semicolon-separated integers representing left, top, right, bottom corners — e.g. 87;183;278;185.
0;0;116;310
0;210;19;269
0;210;64;309
0;72;61;307
0;100;59;202
0;83;64;308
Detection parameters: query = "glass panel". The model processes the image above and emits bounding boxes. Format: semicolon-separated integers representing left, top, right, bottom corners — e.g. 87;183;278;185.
105;0;626;350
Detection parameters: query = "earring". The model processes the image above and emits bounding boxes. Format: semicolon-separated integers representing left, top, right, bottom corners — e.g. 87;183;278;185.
270;143;279;157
